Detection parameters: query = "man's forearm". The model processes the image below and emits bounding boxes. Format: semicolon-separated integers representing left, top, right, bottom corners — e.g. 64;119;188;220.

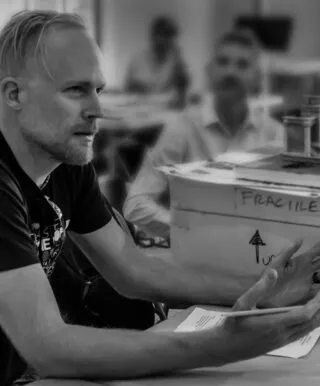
124;200;243;305
40;324;226;379
130;246;257;306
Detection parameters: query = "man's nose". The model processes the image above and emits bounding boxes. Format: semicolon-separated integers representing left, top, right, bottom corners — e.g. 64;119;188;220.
83;93;104;121
224;64;239;78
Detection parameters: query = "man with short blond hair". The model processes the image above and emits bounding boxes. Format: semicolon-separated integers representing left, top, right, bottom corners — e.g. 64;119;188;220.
0;10;320;386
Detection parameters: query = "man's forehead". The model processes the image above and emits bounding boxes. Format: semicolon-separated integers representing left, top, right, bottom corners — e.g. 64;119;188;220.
30;27;105;85
217;42;255;59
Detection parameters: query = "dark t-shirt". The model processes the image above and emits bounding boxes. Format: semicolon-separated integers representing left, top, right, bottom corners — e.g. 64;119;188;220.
0;134;112;386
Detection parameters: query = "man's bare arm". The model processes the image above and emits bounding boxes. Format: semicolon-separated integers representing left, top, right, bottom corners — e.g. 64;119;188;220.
0;264;217;379
70;218;222;305
69;219;320;307
1;263;319;380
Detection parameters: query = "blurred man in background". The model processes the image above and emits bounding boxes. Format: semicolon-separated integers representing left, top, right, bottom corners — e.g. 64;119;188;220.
125;15;190;108
123;29;284;239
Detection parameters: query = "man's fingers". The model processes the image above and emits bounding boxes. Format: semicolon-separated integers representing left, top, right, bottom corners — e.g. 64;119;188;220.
233;269;277;311
281;290;320;327
312;272;320;284
270;239;303;268
288;317;320;346
295;241;320;266
312;256;320;269
305;289;320;312
311;284;320;294
305;241;320;261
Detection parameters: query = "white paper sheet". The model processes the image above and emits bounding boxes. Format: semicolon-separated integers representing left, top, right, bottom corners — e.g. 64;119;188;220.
175;308;320;359
175;308;226;332
269;329;320;358
215;151;271;165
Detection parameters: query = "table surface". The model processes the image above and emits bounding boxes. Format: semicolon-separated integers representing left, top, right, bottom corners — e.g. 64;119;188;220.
103;306;320;386
97;94;284;132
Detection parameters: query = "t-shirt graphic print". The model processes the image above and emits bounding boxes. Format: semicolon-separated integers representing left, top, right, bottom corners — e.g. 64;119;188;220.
30;195;70;277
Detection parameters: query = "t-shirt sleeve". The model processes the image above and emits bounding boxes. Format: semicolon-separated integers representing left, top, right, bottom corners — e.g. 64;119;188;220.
69;163;112;234
0;174;39;272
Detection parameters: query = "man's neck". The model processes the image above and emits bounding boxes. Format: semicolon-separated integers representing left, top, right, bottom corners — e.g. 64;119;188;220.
152;49;169;66
1;127;58;188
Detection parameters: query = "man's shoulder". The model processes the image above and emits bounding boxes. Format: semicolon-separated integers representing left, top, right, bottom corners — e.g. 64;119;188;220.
257;114;285;137
0;163;28;219
251;108;284;130
0;161;23;199
147;111;201;166
151;111;194;152
263;114;284;128
163;110;198;135
251;111;285;146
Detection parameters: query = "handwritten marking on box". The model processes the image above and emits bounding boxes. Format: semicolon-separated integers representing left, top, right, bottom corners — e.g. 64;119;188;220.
235;187;320;216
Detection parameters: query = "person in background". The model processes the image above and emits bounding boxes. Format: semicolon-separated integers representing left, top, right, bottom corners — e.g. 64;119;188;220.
125;15;190;108
2;11;320;386
123;29;284;240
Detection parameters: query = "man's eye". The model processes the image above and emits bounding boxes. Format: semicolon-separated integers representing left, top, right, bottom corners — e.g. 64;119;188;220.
96;87;104;95
67;86;84;95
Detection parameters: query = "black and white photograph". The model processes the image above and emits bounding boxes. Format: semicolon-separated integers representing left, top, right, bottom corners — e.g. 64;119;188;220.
1;1;320;386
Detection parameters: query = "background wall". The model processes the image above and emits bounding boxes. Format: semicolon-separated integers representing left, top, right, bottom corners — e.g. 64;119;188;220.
101;0;320;90
213;0;320;59
0;0;97;38
100;0;216;90
260;0;320;58
213;0;254;42
0;0;26;28
0;1;319;89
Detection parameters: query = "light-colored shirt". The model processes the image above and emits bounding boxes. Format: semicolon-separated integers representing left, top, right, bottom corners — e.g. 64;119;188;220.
125;48;187;94
123;95;285;238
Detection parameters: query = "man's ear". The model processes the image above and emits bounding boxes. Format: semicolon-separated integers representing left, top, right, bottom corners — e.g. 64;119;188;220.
0;77;26;110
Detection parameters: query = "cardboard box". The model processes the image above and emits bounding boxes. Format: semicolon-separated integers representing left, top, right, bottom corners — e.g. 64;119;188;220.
162;155;320;304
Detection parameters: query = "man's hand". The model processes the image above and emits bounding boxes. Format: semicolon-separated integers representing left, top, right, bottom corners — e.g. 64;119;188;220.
258;240;320;307
213;268;320;364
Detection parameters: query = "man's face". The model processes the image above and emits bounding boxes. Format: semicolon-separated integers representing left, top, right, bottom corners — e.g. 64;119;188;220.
17;28;105;165
152;33;174;57
209;42;259;99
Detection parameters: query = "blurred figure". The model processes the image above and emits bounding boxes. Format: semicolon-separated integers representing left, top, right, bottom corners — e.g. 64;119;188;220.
125;15;189;108
207;27;262;96
123;29;284;239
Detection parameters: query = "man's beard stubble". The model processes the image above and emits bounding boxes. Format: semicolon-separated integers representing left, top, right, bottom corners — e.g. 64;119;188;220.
214;75;249;133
